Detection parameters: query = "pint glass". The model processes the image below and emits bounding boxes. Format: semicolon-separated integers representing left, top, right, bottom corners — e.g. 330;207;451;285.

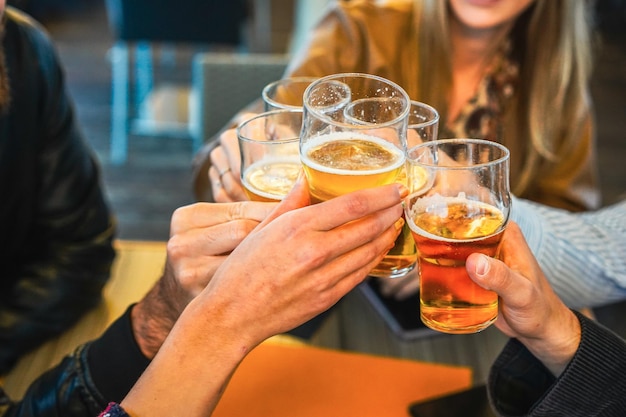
405;139;511;334
262;77;318;111
237;109;302;202
300;73;413;278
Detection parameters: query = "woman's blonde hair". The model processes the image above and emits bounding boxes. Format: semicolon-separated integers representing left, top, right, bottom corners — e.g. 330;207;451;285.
413;0;594;195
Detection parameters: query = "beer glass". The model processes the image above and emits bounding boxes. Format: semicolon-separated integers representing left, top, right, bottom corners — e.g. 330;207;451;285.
404;138;511;334
262;77;318;111
237;109;302;202
407;100;440;148
300;73;412;278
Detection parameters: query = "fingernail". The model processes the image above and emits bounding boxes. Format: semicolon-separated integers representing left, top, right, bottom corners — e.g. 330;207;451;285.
396;183;409;198
475;254;490;277
394;217;405;231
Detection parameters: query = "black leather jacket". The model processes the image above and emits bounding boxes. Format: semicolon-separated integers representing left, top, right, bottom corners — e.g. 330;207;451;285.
1;307;150;417
0;7;115;375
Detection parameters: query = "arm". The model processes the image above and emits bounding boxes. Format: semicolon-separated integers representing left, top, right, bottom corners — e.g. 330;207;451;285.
120;178;406;416
466;222;626;415
0;200;277;417
511;196;626;308
489;312;626;416
0;308;145;417
0;16;115;373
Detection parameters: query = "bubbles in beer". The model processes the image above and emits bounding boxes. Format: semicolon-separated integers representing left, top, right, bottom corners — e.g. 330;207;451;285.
408;194;505;240
302;132;404;173
243;158;301;201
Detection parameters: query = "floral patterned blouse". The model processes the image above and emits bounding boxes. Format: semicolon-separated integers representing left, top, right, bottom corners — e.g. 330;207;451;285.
440;40;519;142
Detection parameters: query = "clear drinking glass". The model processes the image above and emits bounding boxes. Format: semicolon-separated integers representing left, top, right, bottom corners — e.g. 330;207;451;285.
404;139;511;334
300;73;413;278
262;77;319;111
407;100;440;148
237;109;303;202
387;101;440;279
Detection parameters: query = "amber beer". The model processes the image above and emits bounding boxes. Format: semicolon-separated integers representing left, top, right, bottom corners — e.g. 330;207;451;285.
301;132;416;278
407;195;505;334
242;157;301;202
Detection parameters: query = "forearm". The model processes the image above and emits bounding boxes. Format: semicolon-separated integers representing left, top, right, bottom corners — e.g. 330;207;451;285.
516;307;580;377
0;220;116;372
121;298;254;416
511;197;626;308
489;312;626;416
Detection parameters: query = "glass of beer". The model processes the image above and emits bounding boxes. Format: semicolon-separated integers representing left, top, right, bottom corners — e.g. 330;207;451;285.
300;73;413;278
404;138;511;334
407;100;440;148
384;101;439;279
262;77;319;111
237;109;303;202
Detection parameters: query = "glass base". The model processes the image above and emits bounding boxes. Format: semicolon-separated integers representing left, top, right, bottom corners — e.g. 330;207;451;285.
420;312;497;334
369;262;416;279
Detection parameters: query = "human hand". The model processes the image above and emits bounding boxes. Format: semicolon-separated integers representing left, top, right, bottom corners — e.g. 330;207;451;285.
131;200;276;359
196;174;407;347
121;176;406;416
465;222;581;376
209;112;258;202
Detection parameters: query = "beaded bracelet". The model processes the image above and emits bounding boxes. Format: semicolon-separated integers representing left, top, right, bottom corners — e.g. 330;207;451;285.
99;402;130;417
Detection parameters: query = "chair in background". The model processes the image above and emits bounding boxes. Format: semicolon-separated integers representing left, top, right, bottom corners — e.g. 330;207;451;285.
190;53;290;146
105;0;248;164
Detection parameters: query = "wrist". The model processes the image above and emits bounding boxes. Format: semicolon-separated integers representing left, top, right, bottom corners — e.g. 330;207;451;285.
520;308;581;376
131;279;180;359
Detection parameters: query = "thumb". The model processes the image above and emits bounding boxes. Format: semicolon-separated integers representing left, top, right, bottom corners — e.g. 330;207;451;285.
466;253;527;309
258;171;310;227
466;253;509;294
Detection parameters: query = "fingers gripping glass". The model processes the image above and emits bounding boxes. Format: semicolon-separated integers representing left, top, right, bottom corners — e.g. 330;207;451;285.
300;73;415;279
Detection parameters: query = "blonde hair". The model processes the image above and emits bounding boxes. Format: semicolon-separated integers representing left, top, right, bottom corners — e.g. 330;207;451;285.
413;0;594;196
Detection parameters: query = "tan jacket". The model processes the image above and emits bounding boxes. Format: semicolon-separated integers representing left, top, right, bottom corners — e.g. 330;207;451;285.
286;0;599;211
195;0;600;211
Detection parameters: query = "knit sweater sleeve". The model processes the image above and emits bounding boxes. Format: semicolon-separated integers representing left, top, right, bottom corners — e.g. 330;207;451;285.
489;312;626;416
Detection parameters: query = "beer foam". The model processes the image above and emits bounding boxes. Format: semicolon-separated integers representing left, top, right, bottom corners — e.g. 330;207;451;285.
406;193;505;242
243;157;301;200
301;132;405;175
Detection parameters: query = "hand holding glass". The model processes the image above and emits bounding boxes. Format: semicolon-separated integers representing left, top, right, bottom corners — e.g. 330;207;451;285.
404;139;511;334
300;73;414;278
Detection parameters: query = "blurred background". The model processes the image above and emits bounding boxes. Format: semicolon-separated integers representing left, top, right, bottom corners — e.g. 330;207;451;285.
6;0;626;241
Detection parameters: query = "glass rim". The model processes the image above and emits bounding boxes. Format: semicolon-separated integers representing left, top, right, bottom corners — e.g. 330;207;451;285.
408;100;440;129
303;72;411;129
407;138;510;169
261;76;319;110
236;109;303;144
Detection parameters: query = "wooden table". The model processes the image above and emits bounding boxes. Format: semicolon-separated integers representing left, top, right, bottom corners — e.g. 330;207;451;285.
3;240;472;415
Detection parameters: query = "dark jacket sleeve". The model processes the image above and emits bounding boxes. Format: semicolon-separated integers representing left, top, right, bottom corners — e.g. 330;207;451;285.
488;311;626;416
0;307;150;417
0;8;116;373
